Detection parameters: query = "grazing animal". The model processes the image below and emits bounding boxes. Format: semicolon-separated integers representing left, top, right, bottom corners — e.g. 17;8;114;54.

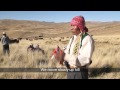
27;44;45;54
10;39;19;44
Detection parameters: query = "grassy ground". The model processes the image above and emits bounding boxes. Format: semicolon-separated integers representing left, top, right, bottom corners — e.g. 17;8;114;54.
0;35;120;79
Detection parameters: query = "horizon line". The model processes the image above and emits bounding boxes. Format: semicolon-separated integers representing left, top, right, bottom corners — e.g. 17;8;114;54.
0;19;120;23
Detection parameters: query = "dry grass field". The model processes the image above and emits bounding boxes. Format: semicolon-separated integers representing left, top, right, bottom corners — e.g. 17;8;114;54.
0;19;120;79
0;36;120;79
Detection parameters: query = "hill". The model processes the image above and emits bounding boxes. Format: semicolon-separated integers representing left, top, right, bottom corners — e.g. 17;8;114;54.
0;19;120;38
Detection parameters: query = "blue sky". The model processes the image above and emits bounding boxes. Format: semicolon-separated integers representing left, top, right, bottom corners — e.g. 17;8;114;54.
0;11;120;23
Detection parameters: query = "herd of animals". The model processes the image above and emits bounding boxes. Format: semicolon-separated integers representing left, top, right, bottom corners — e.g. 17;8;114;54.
0;35;70;55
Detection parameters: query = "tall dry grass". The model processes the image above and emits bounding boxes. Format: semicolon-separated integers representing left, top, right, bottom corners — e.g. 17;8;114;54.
0;38;67;79
0;36;120;79
89;35;120;79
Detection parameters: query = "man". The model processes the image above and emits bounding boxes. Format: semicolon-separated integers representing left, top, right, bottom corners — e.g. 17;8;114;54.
1;32;10;55
54;16;94;79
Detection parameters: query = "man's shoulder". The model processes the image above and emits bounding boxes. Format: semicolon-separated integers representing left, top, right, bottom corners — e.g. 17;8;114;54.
84;33;94;41
5;36;10;40
69;35;74;40
1;36;4;39
6;36;9;38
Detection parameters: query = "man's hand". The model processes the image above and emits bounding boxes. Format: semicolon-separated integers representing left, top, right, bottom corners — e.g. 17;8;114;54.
59;51;65;65
54;49;65;65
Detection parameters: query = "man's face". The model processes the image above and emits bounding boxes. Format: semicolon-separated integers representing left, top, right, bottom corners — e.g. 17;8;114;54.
70;25;81;35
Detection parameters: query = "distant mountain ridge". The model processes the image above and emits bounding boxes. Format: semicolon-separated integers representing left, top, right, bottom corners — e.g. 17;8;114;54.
0;19;120;38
